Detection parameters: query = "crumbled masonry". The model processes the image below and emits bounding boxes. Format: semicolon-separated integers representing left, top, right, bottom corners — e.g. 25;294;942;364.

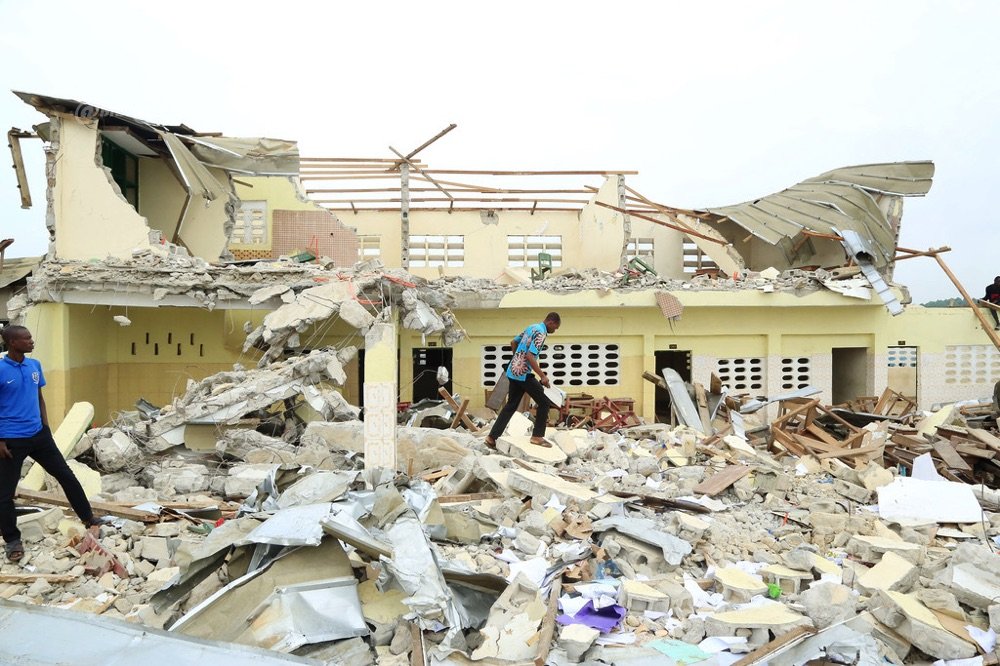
3;364;1000;665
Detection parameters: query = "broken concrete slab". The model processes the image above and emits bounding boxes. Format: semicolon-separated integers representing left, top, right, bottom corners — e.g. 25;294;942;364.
497;435;568;464
705;600;813;650
856;551;917;594
591;516;692;567
846;534;924;564
869;589;977;661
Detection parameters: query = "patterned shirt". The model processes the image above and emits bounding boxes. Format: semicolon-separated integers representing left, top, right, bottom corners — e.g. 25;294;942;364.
506;322;547;382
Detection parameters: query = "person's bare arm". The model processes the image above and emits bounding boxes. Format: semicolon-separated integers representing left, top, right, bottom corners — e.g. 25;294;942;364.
38;389;49;427
0;441;9;459
527;354;549;387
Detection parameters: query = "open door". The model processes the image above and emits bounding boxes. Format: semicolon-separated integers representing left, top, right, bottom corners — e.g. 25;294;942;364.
654;350;691;423
413;347;453;402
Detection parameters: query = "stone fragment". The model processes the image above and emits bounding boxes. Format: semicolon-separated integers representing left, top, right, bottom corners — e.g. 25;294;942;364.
93;431;142;472
799;582;856;629
558;624;599;662
857;461;894;491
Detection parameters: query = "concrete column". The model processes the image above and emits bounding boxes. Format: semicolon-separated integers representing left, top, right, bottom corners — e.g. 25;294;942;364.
400;163;410;270
363;321;398;472
618;175;630;269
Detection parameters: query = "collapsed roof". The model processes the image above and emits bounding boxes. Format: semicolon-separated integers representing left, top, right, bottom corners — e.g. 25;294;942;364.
700;161;935;269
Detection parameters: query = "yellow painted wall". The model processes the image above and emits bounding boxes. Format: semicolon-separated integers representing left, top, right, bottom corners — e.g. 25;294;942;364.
231;176;330;253
138;158;186;242
52;115;151;260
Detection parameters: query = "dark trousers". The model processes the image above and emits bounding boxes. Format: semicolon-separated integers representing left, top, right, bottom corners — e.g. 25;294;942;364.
489;375;552;440
990;307;1000;327
0;425;94;544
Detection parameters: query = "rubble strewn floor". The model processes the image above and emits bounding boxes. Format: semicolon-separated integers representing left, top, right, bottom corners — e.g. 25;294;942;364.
3;371;1000;666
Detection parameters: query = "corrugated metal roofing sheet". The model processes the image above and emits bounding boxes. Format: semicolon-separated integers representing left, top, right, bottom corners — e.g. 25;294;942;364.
704;161;934;266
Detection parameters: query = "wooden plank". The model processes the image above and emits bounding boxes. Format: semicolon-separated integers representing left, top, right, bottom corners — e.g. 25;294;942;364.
731;625;817;666
409;621;425;666
693;465;751;497
967;427;1000;453
953;441;998;459
534;577;562;666
437;387;478;430
0;573;78;584
449;398;471;429
931;439;973;471
814;443;886;460
437;493;503;504
16;489;159;523
641;370;668;390
694;382;713;435
805;423;843;447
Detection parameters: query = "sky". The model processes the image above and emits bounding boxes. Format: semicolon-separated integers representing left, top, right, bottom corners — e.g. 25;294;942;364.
1;0;997;302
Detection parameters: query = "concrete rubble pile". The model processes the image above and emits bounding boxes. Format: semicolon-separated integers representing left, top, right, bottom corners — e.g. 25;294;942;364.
4;380;1000;665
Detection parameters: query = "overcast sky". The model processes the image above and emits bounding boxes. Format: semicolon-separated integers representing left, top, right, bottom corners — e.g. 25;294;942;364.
2;1;997;302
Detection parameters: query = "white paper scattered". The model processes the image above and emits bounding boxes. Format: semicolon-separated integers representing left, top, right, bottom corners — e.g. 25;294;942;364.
932;658;983;666
507;557;548;586
699;636;748;653
559;594;589;617
544;495;566;513
966;626;997;653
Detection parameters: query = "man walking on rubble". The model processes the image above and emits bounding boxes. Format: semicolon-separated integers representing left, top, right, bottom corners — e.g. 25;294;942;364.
981;276;1000;330
484;312;561;450
0;326;101;562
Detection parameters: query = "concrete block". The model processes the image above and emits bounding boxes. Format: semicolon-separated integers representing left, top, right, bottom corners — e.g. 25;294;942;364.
705;600;813;650
856;551;917;594
760;564;815;595
989;604;1000;633
138;536;170;564
619;579;670;613
601;535;667;578
870;589;976;661
713;566;768;602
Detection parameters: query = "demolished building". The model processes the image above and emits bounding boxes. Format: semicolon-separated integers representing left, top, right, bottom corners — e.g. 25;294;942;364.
3;91;1000;665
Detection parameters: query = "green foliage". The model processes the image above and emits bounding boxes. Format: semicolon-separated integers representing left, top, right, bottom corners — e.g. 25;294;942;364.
921;298;968;308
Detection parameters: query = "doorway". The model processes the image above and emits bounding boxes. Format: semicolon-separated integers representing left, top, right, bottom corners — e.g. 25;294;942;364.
654;350;691;423
832;347;868;404
413;347;453;402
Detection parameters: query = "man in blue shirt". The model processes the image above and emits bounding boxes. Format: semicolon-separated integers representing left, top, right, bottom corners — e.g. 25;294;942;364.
0;326;100;562
484;312;561;449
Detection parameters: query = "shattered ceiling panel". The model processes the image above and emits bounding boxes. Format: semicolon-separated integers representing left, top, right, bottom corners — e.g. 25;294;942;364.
704;161;934;267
